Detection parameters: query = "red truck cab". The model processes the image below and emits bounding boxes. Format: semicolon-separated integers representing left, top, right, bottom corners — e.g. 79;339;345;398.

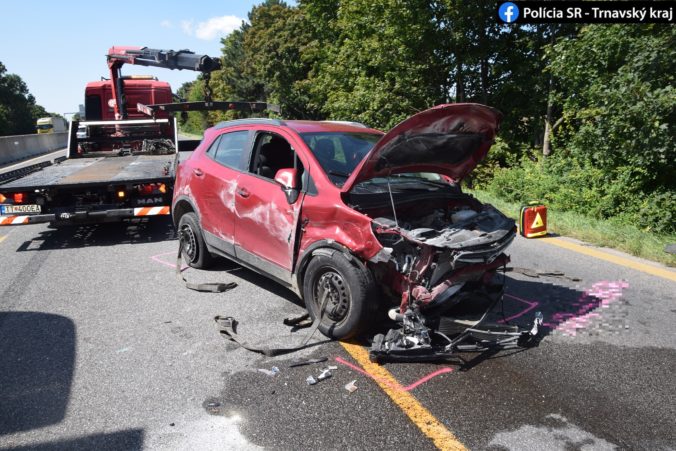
84;79;172;121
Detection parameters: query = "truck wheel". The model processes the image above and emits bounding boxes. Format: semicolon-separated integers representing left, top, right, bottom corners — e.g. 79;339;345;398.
177;212;213;269
302;252;376;340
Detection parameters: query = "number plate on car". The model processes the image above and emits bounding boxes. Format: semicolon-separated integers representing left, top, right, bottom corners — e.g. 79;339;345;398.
1;204;41;214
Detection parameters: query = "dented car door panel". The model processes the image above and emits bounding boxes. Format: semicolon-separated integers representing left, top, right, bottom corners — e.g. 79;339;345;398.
233;128;308;282
198;128;251;255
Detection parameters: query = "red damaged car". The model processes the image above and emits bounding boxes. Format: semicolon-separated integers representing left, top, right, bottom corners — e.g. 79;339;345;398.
173;104;540;361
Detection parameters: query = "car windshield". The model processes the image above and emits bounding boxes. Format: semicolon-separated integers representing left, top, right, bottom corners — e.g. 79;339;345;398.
301;132;381;187
351;173;452;194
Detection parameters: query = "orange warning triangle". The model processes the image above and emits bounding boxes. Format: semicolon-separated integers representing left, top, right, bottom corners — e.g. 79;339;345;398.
531;212;544;229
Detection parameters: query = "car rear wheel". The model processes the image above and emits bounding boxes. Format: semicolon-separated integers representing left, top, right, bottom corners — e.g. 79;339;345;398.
178;212;213;269
302;252;375;339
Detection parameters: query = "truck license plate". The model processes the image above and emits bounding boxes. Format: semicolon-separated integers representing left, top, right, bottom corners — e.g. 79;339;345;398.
1;204;41;214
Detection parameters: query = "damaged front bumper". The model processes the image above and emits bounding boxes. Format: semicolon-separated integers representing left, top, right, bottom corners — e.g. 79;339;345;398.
369;292;543;364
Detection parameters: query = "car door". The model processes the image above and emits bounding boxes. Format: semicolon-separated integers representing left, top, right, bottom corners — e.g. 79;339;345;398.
233;129;307;283
196;128;252;255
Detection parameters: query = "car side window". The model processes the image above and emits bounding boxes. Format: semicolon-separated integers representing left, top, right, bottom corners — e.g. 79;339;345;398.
250;132;305;183
205;135;222;157
208;131;249;170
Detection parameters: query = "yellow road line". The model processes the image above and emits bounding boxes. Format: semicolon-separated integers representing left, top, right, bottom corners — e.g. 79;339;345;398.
340;341;467;451
540;236;676;282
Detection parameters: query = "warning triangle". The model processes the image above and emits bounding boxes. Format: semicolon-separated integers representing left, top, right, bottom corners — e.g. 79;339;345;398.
531;212;544;229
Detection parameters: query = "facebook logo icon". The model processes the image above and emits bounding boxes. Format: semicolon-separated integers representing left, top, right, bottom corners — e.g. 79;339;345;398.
498;2;520;23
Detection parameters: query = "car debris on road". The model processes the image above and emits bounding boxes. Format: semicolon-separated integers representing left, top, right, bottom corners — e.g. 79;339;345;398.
257;366;280;377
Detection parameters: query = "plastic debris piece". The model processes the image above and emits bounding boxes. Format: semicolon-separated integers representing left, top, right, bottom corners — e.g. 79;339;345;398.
306;375;317;385
317;369;332;381
327;365;338;371
345;380;357;393
258;367;279;377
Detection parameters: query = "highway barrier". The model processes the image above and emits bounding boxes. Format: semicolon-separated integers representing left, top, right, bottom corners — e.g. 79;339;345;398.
0;133;67;167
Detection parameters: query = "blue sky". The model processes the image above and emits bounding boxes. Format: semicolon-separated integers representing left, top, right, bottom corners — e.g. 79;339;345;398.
0;0;274;117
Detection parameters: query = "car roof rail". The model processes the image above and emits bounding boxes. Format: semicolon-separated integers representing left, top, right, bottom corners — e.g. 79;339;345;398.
214;118;286;129
321;120;369;128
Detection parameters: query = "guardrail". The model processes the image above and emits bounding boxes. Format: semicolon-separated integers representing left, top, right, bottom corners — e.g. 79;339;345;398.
0;133;68;167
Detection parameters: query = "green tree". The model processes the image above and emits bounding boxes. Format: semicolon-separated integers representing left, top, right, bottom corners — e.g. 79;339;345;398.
308;0;444;129
0;61;45;135
548;24;675;191
244;0;322;118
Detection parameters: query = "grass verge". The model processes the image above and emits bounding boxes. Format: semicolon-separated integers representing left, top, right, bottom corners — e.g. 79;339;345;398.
468;189;676;267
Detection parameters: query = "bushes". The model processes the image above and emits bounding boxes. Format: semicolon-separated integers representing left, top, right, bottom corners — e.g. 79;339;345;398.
480;155;675;235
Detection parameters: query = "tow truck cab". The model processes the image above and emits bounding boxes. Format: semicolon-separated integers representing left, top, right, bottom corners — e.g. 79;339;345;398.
84;78;172;121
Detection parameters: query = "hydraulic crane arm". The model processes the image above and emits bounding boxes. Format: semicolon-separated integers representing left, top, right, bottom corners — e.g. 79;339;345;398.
107;46;222;119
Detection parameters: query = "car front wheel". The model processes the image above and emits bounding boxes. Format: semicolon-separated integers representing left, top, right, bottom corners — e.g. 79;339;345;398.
177;212;213;269
302;251;375;339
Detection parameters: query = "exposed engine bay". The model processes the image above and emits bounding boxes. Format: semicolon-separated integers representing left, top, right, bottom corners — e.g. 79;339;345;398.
349;185;541;362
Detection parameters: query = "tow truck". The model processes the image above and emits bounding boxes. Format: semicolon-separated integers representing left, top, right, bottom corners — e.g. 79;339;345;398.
0;46;272;226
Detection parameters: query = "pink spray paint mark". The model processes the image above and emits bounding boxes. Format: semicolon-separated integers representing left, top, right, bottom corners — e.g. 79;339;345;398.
498;280;628;337
541;280;629;336
335;357;453;392
150;251;188;271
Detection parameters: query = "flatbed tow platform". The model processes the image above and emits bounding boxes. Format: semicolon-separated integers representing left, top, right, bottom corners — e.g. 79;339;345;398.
0;155;175;191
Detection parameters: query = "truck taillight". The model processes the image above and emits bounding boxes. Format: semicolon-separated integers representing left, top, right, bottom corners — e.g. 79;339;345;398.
0;193;6;203
13;193;25;204
137;183;166;195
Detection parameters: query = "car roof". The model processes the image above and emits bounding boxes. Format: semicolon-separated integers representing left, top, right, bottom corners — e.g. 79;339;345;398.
211;118;382;135
284;120;382;134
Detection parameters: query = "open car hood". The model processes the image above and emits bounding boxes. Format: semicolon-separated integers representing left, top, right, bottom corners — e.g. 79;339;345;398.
342;103;502;192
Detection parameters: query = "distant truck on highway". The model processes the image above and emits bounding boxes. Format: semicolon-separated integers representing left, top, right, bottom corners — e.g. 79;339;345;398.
0;46;223;227
36;117;68;134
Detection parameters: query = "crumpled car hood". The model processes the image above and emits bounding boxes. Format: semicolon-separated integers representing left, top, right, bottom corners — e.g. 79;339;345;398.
342;103;502;192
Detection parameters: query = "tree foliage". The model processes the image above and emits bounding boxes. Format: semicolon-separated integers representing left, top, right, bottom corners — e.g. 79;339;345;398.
177;3;673;233
547;24;675;191
0;61;50;136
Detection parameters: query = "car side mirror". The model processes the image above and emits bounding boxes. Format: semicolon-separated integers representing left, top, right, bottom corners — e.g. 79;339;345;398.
274;168;300;204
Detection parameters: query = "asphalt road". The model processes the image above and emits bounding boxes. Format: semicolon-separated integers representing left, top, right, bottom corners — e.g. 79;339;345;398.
0;149;68;174
0;216;674;450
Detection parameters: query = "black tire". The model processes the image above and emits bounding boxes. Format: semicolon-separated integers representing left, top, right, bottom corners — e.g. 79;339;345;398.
177;212;214;269
302;251;376;339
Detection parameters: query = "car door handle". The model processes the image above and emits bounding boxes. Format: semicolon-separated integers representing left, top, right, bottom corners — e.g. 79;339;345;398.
237;188;250;198
193;168;204;177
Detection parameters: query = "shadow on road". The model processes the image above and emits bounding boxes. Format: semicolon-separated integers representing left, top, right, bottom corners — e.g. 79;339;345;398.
15;217;175;252
203;256;305;308
0;429;144;451
0;312;75;435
